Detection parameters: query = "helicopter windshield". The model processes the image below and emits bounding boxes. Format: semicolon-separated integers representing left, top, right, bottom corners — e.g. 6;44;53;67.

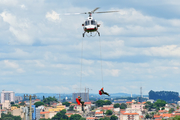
85;20;90;26
91;20;96;25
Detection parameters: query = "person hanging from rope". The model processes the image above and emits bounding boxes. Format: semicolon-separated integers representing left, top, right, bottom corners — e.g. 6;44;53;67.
76;96;85;111
99;87;110;96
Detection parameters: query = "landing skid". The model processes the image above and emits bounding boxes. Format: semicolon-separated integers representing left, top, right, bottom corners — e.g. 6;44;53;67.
82;31;100;37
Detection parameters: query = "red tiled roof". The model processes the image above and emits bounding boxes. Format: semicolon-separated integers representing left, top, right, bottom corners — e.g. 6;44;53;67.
86;117;95;119
140;115;143;118
95;111;103;114
154;115;161;118
84;102;91;105
122;113;139;115
160;114;172;117
40;111;50;114
35;99;41;101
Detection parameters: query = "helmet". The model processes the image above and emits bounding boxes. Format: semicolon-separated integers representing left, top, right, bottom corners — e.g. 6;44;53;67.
78;96;80;98
101;88;103;90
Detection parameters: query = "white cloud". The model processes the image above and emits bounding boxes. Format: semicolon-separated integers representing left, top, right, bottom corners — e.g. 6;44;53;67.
46;11;61;22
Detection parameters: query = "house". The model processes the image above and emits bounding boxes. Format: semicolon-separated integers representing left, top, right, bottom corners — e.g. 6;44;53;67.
95;110;103;119
158;110;168;114
126;102;133;108
125;108;142;116
131;104;145;111
154;115;162;120
120;112;139;120
11;108;24;118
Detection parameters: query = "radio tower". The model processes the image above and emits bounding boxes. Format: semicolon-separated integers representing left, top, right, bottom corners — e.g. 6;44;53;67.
140;87;142;102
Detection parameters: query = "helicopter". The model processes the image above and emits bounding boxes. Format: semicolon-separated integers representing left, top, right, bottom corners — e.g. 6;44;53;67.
81;7;119;37
62;7;118;37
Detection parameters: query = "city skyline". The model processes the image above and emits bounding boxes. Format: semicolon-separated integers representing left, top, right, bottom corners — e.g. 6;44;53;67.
0;0;180;94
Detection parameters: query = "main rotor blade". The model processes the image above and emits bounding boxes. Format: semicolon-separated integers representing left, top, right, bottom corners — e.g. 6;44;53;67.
95;11;119;14
91;7;100;13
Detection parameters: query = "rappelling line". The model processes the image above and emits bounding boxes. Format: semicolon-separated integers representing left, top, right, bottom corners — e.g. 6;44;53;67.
99;36;104;88
80;37;84;93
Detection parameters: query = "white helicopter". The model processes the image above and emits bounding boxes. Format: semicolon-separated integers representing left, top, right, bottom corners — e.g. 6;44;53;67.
81;7;119;37
64;7;118;37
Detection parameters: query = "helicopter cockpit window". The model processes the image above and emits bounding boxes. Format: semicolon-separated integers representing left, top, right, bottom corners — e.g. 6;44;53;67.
91;20;96;25
85;20;90;26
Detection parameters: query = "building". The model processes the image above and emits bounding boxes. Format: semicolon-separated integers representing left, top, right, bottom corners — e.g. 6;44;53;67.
32;105;36;120
15;96;22;103
72;93;89;102
1;91;15;103
95;110;103;119
2;100;11;109
48;105;66;112
36;108;41;120
120;113;139;120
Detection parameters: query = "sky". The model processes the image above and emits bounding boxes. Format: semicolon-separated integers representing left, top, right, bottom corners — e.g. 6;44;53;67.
1;0;180;95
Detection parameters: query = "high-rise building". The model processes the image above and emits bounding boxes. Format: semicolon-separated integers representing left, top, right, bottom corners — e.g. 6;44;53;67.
72;93;89;102
1;91;15;103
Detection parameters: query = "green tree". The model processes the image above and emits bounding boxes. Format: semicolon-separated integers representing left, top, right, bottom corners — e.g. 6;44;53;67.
106;110;113;115
161;107;165;110
10;102;15;105
145;114;150;119
169;108;175;113
69;114;82;120
110;115;118;120
172;115;180;120
62;102;71;107
154;99;166;108
43;96;58;105
52;109;68;120
80;118;86;120
120;103;127;109
68;106;74;111
113;103;120;108
34;101;44;107
96;100;105;107
3;117;14;120
19;101;25;106
105;100;112;105
100;117;110;120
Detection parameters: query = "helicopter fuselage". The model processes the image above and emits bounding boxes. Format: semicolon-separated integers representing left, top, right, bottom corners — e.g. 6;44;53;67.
82;17;100;33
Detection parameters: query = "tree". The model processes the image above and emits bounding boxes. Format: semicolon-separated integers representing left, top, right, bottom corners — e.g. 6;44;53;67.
105;100;112;105
100;117;110;120
173;115;180;120
80;118;86;120
19;101;25;106
43;96;58;105
68;106;74;111
145;114;150;119
161;107;165;110
169;108;175;113
106;110;113;115
96;100;105;107
10;102;15;105
62;102;71;107
95;100;112;107
110;115;118;120
120;103;127;109
113;103;120;108
69;114;82;120
52;109;68;120
34;101;44;107
154;99;166;108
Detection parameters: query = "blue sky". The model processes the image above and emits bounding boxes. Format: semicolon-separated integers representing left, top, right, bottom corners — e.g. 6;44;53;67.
1;0;180;94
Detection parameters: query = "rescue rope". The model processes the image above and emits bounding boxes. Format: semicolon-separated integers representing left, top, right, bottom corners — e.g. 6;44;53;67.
80;37;84;93
99;36;104;87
